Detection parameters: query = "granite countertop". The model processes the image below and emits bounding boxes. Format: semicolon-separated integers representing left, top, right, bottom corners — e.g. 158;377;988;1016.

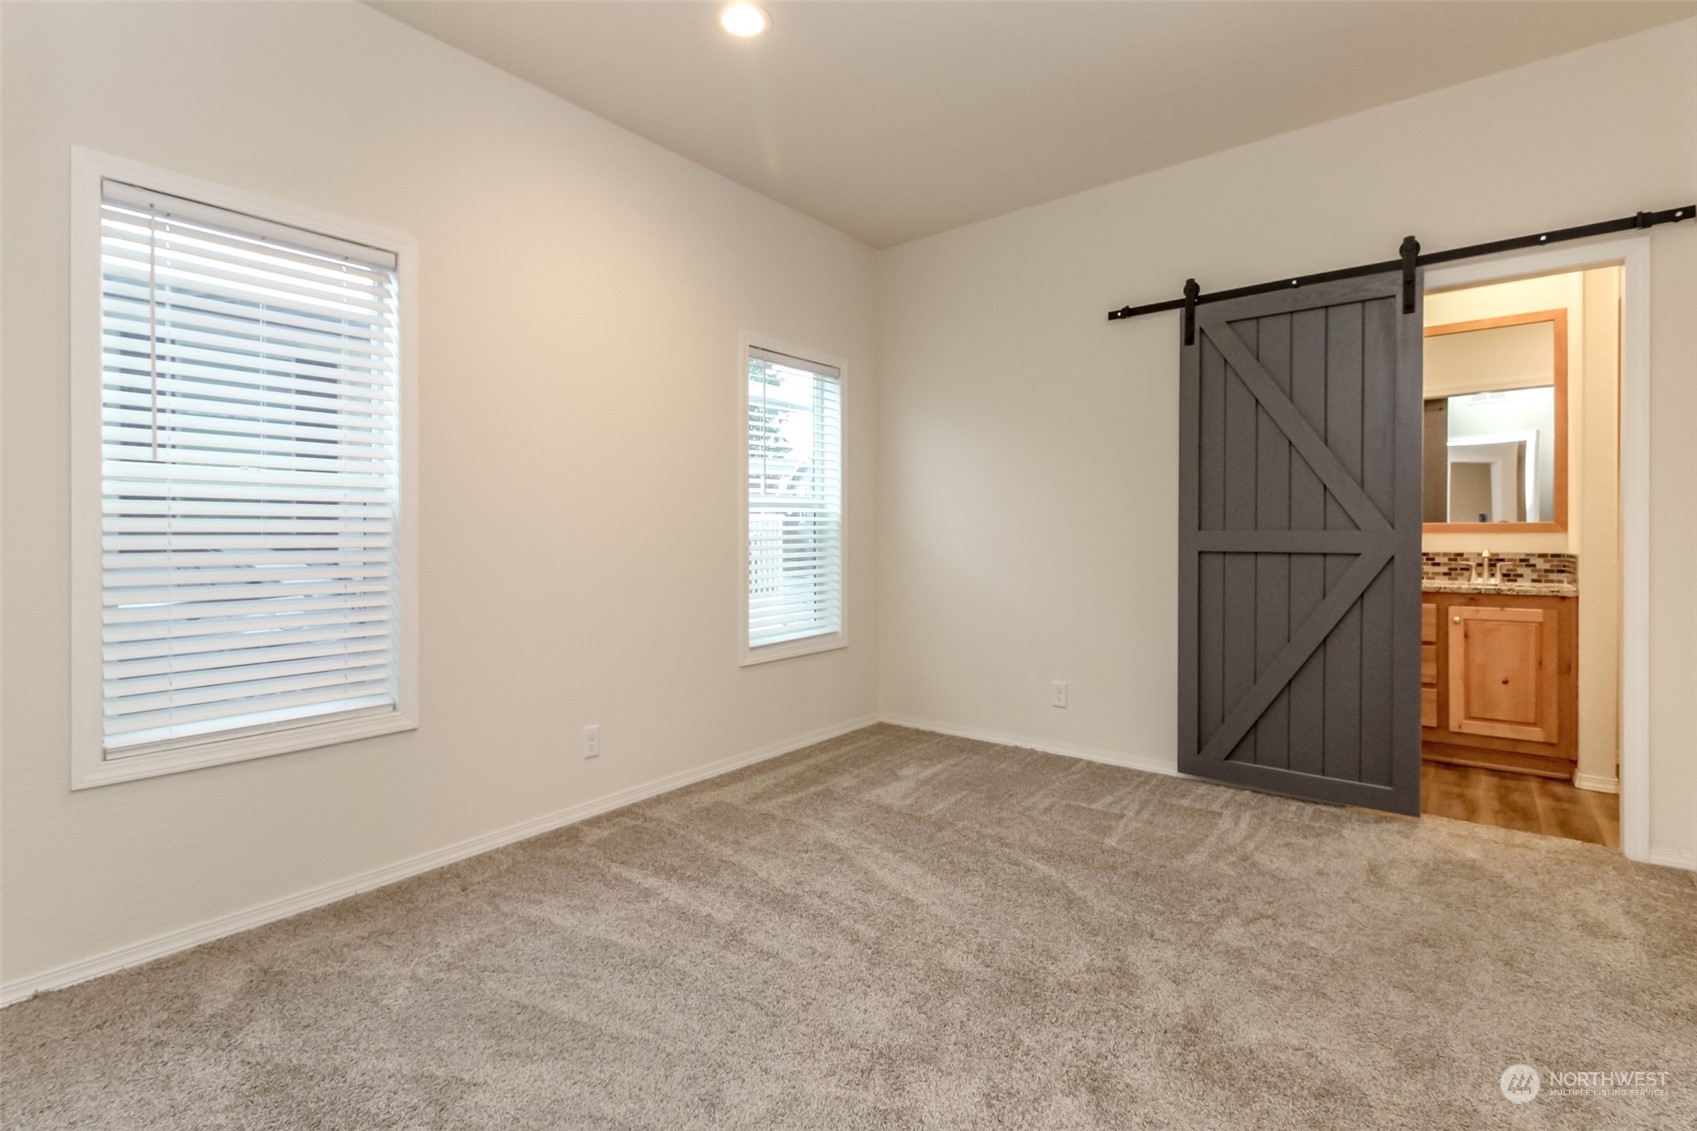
1421;579;1577;597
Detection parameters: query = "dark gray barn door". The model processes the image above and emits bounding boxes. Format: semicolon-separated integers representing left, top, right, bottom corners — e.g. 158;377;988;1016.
1178;273;1422;815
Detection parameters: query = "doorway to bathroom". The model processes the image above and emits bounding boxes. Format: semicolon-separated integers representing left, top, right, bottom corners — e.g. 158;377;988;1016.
1416;259;1626;849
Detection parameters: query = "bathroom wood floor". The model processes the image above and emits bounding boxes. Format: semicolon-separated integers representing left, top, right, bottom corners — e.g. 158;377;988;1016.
1420;759;1619;848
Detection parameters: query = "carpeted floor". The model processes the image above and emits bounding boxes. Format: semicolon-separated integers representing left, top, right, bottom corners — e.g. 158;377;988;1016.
3;724;1694;1129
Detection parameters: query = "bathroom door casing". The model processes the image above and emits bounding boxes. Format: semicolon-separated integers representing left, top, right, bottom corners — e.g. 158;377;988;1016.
1177;273;1423;815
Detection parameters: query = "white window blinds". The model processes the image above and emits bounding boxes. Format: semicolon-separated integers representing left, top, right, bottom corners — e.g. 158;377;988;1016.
97;180;403;756
746;346;842;651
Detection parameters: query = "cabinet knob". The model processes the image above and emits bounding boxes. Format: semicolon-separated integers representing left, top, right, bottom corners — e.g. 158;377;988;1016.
1453;616;1462;623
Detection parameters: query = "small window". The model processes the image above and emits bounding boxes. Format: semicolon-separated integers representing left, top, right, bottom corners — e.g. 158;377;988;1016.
741;341;845;663
71;151;417;787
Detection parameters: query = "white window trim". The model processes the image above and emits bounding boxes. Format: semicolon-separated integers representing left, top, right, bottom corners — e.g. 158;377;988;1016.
737;331;848;666
68;148;420;789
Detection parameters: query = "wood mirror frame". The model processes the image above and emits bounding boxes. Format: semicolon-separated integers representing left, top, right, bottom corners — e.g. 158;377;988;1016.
1422;308;1568;534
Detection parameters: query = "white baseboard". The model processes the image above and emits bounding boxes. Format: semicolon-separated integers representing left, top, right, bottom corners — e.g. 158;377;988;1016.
1573;773;1620;794
1648;848;1697;873
0;714;879;1008
879;713;1180;779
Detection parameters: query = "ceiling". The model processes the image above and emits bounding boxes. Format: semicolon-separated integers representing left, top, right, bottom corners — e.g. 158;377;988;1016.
370;1;1694;248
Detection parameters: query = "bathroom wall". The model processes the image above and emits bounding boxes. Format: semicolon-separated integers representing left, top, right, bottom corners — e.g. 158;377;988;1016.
1577;267;1622;789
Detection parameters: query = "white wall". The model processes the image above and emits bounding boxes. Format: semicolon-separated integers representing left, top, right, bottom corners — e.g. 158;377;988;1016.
0;1;878;989
876;22;1697;858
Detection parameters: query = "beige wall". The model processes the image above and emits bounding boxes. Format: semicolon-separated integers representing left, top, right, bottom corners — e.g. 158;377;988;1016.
1;2;879;987
1424;320;1558;398
1579;267;1623;789
876;21;1696;858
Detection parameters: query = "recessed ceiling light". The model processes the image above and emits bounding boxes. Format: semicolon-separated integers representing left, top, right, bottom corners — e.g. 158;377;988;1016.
720;3;770;38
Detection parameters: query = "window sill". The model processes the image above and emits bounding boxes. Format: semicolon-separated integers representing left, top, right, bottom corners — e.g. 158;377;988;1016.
741;633;847;667
71;710;417;790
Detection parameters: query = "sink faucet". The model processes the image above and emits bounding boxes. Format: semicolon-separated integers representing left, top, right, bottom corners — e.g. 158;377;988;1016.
1473;550;1499;586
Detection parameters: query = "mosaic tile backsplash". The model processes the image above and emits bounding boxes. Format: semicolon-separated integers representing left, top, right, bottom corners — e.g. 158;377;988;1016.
1421;551;1577;585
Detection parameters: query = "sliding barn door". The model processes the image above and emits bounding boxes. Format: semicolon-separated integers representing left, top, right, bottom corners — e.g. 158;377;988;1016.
1178;274;1422;814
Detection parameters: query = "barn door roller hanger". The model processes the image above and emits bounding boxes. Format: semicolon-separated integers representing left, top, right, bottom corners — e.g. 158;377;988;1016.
1110;205;1694;345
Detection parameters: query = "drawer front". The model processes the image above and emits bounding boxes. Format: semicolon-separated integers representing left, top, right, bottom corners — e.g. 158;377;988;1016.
1421;687;1438;728
1421;603;1438;644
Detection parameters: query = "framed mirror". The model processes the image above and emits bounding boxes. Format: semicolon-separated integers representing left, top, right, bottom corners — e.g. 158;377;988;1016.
1422;308;1567;532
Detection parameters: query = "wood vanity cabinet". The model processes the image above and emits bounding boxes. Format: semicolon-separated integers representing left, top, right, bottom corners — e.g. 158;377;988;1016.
1420;591;1578;778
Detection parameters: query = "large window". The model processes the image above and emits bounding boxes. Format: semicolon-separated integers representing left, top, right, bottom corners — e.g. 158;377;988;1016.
741;342;845;663
71;151;417;787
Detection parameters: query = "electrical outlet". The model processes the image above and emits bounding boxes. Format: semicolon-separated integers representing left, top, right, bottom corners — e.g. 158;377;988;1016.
583;724;601;759
1051;681;1068;708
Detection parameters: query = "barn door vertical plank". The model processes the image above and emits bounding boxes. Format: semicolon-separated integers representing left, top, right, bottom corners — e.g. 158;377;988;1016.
1254;314;1293;768
1224;320;1259;762
1287;307;1329;776
1324;304;1365;783
1392;277;1426;810
1198;336;1228;749
1358;298;1398;786
1177;311;1203;766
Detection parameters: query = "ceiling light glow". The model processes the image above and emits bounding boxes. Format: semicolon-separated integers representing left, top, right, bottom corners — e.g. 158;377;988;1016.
720;3;770;38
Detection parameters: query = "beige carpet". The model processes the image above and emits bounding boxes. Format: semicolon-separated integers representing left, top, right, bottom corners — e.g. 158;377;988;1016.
3;724;1693;1129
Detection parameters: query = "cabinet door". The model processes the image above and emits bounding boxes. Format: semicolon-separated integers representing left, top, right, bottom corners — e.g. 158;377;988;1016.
1447;606;1559;744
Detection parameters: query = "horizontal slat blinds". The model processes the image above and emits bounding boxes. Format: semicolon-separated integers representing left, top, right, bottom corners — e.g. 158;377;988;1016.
98;180;402;756
747;348;842;650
